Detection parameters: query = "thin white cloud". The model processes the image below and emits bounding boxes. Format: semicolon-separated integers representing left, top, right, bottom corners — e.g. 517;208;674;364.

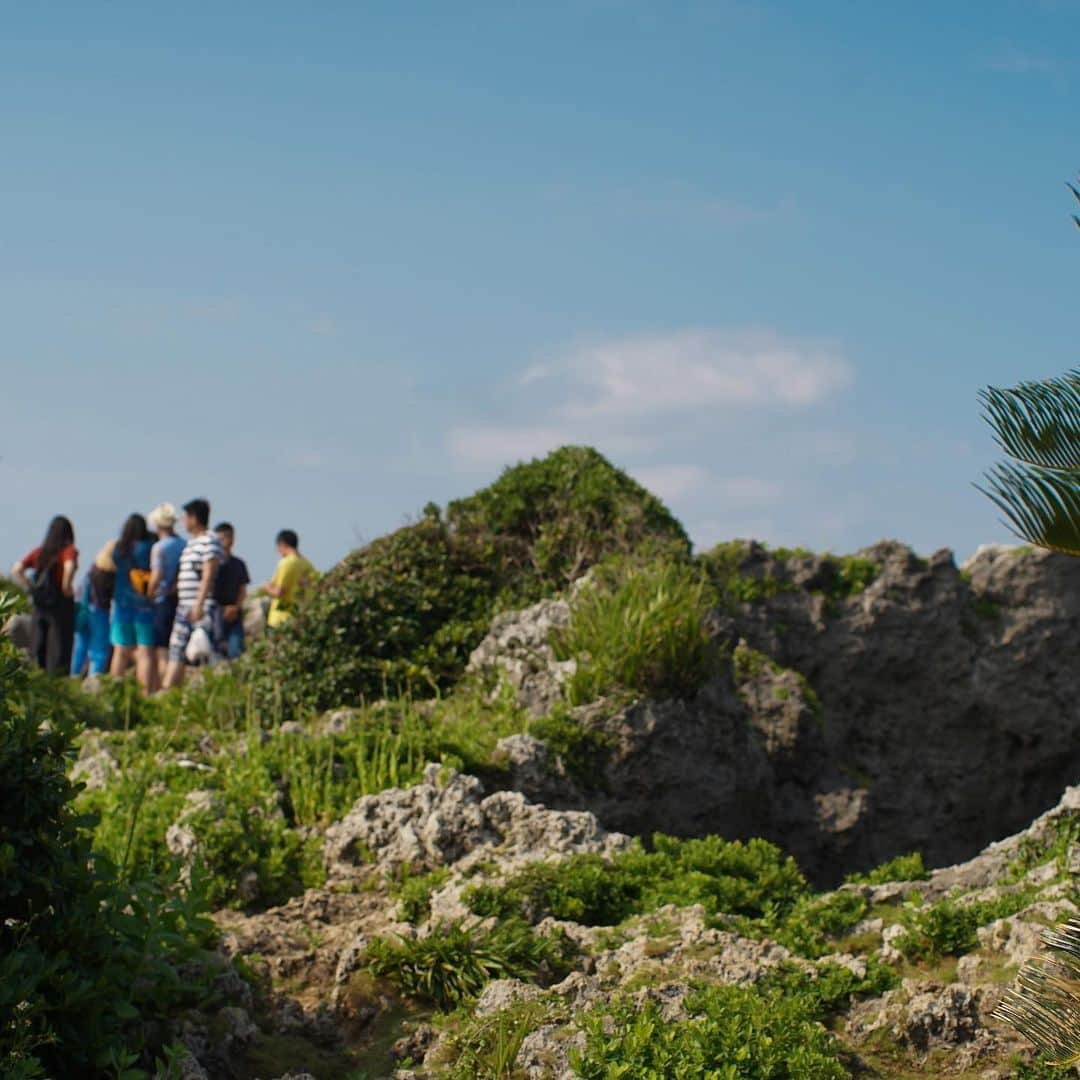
447;425;571;468
556;330;852;419
633;464;711;501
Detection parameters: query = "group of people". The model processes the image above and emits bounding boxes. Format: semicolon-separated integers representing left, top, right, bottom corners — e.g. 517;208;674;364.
11;498;318;694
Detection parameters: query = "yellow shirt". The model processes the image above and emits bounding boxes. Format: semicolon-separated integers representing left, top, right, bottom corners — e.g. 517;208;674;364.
267;554;317;628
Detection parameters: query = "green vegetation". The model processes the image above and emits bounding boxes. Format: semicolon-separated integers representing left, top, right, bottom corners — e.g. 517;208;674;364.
572;979;847;1079
526;706;614;789
365;920;574;1008
0;600;218;1078
896;890;1036;961
251;447;689;714
1005;815;1080;884
392;867;451;924
467;835;806;932
698;540;795;606
441;995;565;1080
0;575;29;613
845;851;929;886
76;679;528;909
552;559;717;705
699;541;880;613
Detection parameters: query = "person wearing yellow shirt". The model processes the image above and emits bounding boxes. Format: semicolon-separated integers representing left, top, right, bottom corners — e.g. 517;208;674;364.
263;529;317;628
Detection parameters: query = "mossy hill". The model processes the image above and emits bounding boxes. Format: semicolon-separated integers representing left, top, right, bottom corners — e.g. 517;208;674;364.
248;446;689;714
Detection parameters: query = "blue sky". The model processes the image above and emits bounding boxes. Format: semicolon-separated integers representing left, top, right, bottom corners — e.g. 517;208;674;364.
2;1;1078;582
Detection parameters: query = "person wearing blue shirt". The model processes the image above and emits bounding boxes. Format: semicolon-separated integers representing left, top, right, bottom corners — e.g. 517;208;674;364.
147;502;185;687
109;513;156;691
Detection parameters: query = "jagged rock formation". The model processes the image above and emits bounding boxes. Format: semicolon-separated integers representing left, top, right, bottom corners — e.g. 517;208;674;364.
206;772;1080;1078
474;541;1080;884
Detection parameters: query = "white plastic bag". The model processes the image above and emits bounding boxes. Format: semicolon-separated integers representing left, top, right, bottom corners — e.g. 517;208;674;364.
185;625;214;665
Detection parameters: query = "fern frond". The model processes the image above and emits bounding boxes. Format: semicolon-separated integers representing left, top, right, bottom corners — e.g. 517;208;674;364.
996;918;1080;1065
979;370;1080;472
977;463;1080;556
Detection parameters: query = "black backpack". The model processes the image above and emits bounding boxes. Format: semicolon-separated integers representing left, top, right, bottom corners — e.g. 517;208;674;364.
30;559;64;610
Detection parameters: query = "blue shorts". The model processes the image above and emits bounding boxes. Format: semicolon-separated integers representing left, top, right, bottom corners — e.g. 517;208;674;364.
110;615;155;649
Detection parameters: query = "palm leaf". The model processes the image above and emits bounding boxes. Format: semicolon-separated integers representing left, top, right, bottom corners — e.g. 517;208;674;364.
995;919;1080;1065
977;462;1080;555
979;370;1080;472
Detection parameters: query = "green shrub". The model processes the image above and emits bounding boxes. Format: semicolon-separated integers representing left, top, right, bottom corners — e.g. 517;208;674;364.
572;980;848;1079
698;541;795;606
527;707;613;789
442;996;564;1080
897;890;1035;961
466;834;808;929
77;679;529;910
552;559;717;705
0;576;29;613
765;891;869;959
392;867;451;924
365;920;574;1008
845;851;929;886
0;600;218;1077
252;447;689;714
698;542;879;613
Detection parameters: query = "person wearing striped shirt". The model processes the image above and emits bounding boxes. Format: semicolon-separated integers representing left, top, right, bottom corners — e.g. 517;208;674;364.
163;498;223;689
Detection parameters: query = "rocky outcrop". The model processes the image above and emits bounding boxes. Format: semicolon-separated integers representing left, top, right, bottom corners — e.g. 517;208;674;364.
481;541;1080;883
324;763;630;882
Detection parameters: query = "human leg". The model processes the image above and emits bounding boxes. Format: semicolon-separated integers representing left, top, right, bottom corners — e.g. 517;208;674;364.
55;599;75;675
110;616;137;678
225;620;245;660
133;619;157;694
88;606;112;675
164;610;193;689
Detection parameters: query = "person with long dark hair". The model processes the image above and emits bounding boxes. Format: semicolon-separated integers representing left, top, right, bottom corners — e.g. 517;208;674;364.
108;513;157;692
11;515;79;673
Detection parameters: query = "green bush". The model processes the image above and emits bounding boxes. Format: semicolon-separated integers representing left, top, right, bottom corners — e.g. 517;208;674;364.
251;447;690;714
0;575;29;613
698;542;879;612
466;834;808;929
365;920;574;1008
77;679;529;911
765;890;868;959
571;980;848;1079
392;867;451;924
897;890;1035;961
527;706;613;789
0;600;217;1078
552;559;717;705
845;851;928;886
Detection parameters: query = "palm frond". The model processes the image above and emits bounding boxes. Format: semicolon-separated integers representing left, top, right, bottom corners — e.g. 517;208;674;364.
996;918;1080;1065
977;463;1080;556
979;370;1080;472
1069;180;1080;229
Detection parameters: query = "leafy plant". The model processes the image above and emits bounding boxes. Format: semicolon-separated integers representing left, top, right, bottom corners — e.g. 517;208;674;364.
571;980;848;1079
979;370;1080;555
365;920;574;1008
0;598;219;1077
897;890;1035;961
466;834;809;930
392;867;451;924
527;707;613;789
845;851;929;886
552;559;717;705
251;447;689;714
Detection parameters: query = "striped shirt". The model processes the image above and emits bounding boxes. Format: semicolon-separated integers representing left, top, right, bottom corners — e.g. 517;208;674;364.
176;531;224;610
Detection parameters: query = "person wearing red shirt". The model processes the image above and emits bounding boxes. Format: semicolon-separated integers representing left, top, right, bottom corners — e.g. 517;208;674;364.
11;515;79;673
